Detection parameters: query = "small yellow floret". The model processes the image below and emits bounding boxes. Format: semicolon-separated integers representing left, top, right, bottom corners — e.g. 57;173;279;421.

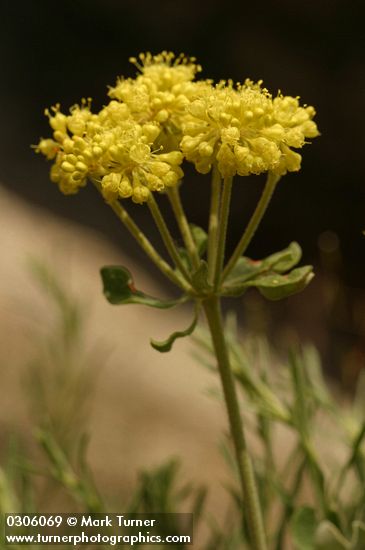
101;173;122;202
35;139;59;160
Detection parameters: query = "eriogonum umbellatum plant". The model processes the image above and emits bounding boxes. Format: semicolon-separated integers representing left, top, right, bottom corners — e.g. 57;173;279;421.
35;52;319;550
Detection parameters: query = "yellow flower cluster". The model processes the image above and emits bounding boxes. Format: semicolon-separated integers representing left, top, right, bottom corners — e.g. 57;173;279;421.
36;52;318;203
181;80;319;177
36;97;184;204
108;52;207;151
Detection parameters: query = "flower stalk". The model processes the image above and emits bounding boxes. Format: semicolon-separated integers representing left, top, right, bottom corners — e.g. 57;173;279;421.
203;295;267;550
222;172;280;282
167;186;201;271
92;179;191;292
147;194;193;284
207;165;222;285
213;176;233;290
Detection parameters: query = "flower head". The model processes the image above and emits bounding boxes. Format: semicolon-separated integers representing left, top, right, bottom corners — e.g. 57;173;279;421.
180;79;319;177
108;51;208;151
36;103;183;202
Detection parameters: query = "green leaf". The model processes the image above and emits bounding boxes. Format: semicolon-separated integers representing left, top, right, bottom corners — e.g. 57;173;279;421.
223;256;266;288
177;225;208;271
150;307;199;353
222;265;314;300
191;486;208;526
100;266;187;308
190;224;208;257
251;266;314;301
191;260;212;293
291;506;317;550
314;521;350;549
224;241;303;289
264;241;302;273
176;247;191;272
351;521;365;549
222;242;312;300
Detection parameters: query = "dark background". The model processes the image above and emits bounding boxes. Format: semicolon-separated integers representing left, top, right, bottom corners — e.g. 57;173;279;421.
1;0;365;383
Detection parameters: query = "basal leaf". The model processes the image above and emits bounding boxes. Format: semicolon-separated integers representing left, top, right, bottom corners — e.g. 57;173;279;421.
101;266;187;308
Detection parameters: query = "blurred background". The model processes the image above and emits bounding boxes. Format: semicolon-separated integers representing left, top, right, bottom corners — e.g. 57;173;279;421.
1;0;364;382
0;2;365;543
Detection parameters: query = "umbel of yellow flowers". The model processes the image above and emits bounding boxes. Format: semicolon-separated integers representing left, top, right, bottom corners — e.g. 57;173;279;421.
36;52;319;204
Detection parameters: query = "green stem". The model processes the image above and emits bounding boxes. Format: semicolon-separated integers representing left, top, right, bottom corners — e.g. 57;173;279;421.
92;180;190;292
167;186;201;270
274;457;306;550
222;172;280;282
147;194;192;284
259;412;275;511
203;296;267;550
303;439;328;517
334;423;365;498
290;351;329;517
213;176;233;290
207;165;222;285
